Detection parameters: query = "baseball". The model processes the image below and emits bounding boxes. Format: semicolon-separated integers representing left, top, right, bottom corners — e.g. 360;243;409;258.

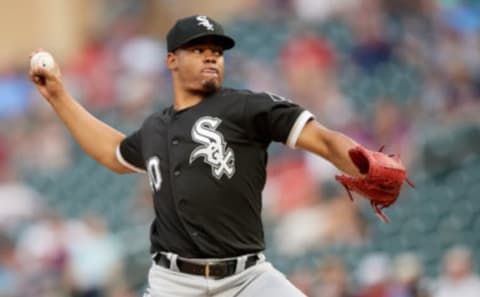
30;51;55;70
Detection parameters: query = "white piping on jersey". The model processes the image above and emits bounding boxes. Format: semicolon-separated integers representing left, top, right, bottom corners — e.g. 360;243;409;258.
286;110;314;149
116;145;146;173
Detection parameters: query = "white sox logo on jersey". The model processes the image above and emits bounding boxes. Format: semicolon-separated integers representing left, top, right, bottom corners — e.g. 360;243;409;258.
196;16;214;31
189;117;235;179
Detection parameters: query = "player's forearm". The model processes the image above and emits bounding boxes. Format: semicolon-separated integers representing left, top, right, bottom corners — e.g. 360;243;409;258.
49;93;128;173
321;130;362;177
296;121;361;177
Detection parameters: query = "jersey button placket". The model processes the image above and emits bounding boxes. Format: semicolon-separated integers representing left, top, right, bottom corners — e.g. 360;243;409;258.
170;139;180;179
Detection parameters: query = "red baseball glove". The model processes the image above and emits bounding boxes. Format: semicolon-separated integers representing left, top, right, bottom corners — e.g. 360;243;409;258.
335;145;414;223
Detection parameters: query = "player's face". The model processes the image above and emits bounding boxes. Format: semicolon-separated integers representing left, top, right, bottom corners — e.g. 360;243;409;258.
169;43;225;94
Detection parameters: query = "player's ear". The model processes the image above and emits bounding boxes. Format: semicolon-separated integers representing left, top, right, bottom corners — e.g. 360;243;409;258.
166;52;178;71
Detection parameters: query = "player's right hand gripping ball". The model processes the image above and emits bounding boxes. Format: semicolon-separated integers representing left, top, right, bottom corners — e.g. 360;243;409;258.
30;51;55;71
335;145;414;223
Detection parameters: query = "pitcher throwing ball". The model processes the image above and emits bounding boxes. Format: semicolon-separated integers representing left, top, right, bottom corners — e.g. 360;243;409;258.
30;15;410;297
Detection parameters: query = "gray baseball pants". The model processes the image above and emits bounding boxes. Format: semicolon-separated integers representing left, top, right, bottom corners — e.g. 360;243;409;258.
142;253;306;297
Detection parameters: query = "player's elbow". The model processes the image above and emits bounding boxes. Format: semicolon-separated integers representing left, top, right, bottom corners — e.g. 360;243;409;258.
95;154;132;174
110;165;131;174
109;160;140;174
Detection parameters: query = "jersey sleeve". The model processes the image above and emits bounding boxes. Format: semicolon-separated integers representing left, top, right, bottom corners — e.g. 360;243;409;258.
116;129;146;173
244;92;314;148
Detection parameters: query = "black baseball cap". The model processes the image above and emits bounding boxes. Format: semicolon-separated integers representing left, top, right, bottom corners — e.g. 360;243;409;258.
166;15;235;52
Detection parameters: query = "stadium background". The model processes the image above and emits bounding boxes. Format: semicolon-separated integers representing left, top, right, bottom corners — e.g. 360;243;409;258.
0;0;479;296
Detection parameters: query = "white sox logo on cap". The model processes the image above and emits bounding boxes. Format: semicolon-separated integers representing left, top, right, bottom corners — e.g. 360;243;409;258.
196;16;214;31
190;117;235;179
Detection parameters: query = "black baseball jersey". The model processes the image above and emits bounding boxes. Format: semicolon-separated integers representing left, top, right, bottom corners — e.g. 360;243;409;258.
116;88;313;258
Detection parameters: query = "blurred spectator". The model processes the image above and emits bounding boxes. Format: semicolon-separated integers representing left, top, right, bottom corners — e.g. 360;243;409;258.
272;188;367;256
0;61;34;120
367;100;414;166
0;165;43;230
116;35;167;123
16;212;70;297
0;136;10;181
323;192;369;246
118;36;165;77
0;183;41;231
273;202;331;256
66;34;117;110
348;0;394;72
11;108;72;173
0;232;21;297
313;256;354;297
264;156;319;218
355;253;397;297
432;245;480;297
417;72;449;122
66;215;125;297
290;266;315;296
293;0;358;22
439;1;480;36
279;32;360;188
279;34;354;124
127;179;155;225
236;56;280;95
435;27;479;114
265;0;296;18
392;252;430;297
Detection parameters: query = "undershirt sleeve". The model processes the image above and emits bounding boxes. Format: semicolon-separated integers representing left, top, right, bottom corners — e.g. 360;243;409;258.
116;129;146;173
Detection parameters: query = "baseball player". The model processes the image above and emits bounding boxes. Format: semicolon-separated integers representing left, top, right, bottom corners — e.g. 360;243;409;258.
30;15;408;297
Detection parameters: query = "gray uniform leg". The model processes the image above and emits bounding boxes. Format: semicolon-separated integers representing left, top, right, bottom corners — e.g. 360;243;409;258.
213;263;307;297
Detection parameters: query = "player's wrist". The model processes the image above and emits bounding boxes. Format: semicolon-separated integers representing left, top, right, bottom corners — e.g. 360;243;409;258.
47;90;74;108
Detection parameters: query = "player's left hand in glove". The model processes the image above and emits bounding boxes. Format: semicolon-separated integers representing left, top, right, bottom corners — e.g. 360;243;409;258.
335;145;414;223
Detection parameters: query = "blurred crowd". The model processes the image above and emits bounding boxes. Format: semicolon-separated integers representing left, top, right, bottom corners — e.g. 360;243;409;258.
0;0;480;296
290;245;480;297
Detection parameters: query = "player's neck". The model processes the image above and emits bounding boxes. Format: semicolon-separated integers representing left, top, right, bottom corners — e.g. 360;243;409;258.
173;88;204;111
173;83;221;111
